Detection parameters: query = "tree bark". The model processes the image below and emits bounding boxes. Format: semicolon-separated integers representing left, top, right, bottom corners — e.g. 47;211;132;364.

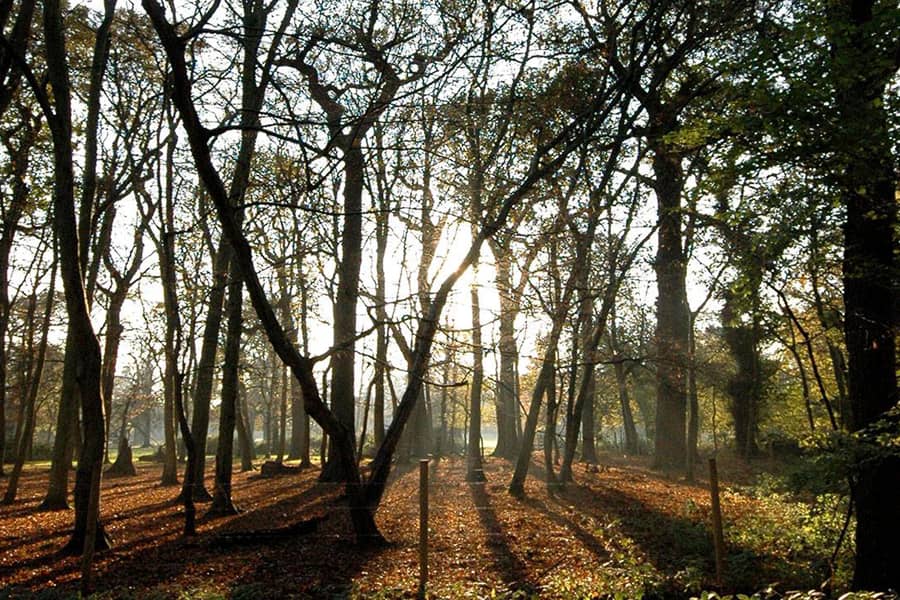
576;258;597;464
650;132;689;471
40;0;111;557
235;380;254;471
184;238;228;499
491;250;521;459
209;261;242;516
466;280;486;482
320;144;364;481
828;0;899;590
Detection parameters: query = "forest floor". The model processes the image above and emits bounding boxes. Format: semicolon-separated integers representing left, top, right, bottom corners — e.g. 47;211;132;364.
0;453;849;599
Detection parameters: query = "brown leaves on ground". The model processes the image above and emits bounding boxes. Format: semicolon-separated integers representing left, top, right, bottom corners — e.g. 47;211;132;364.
0;454;821;598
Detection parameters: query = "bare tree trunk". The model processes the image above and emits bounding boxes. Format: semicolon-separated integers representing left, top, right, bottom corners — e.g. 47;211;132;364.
650;133;689;472
491;252;520;459
235;380;254;471
467;280;486;482
184;239;228;500
544;353;559;489
320;144;364;482
209;261;242;516
4;262;54;503
576;260;597;464
509;246;584;496
41;0;112;560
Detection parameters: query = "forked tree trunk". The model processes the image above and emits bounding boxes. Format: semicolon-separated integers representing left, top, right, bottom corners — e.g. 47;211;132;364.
40;0;111;561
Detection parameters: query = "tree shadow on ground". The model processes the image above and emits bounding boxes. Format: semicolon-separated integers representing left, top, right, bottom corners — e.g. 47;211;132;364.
1;462;421;598
469;481;537;595
545;463;826;594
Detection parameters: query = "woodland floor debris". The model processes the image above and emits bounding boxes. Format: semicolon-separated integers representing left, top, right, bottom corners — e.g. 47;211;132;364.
0;454;838;598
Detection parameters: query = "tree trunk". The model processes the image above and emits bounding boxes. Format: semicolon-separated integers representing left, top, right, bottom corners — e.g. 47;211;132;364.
509;250;584;496
235;381;254;471
466;281;485;482
4;265;54;503
576;264;597;464
41;0;111;558
829;0;899;590
41;328;77;509
373;202;388;450
184;239;228;500
277;365;288;463
686;324;699;479
650;133;689;471
321;144;364;482
209;261;242;516
492;252;520;459
160;268;179;487
509;347;557;498
100;290;126;463
722;292;763;460
544;354;559;489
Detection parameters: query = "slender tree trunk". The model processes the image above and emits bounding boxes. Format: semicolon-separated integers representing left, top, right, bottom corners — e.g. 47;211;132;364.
509;347;557;498
209;261;242;516
686;324;699;479
184;239;228;500
559;296;616;483
277;365;287;463
576;262;597;464
160;287;179;485
100;291;126;463
509;248;584;496
544;354;559;489
235;380;254;471
467;280;486;482
41;0;111;559
4;263;54;503
373;201;388;449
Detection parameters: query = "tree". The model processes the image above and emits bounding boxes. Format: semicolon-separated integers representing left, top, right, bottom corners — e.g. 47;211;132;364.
7;0;117;569
3;254;56;503
825;0;899;589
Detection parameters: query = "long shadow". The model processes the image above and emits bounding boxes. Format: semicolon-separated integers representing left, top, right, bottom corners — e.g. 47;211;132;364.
522;495;611;563
552;467;825;593
469;481;536;595
2;464;415;597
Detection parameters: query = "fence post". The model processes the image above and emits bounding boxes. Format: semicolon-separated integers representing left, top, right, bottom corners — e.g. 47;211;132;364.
418;458;429;599
709;457;726;587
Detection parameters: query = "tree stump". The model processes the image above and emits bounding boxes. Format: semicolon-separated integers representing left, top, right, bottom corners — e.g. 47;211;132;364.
105;437;137;477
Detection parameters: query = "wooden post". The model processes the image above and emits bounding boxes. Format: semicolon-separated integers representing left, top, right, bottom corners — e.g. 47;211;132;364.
709;457;725;587
418;458;429;599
